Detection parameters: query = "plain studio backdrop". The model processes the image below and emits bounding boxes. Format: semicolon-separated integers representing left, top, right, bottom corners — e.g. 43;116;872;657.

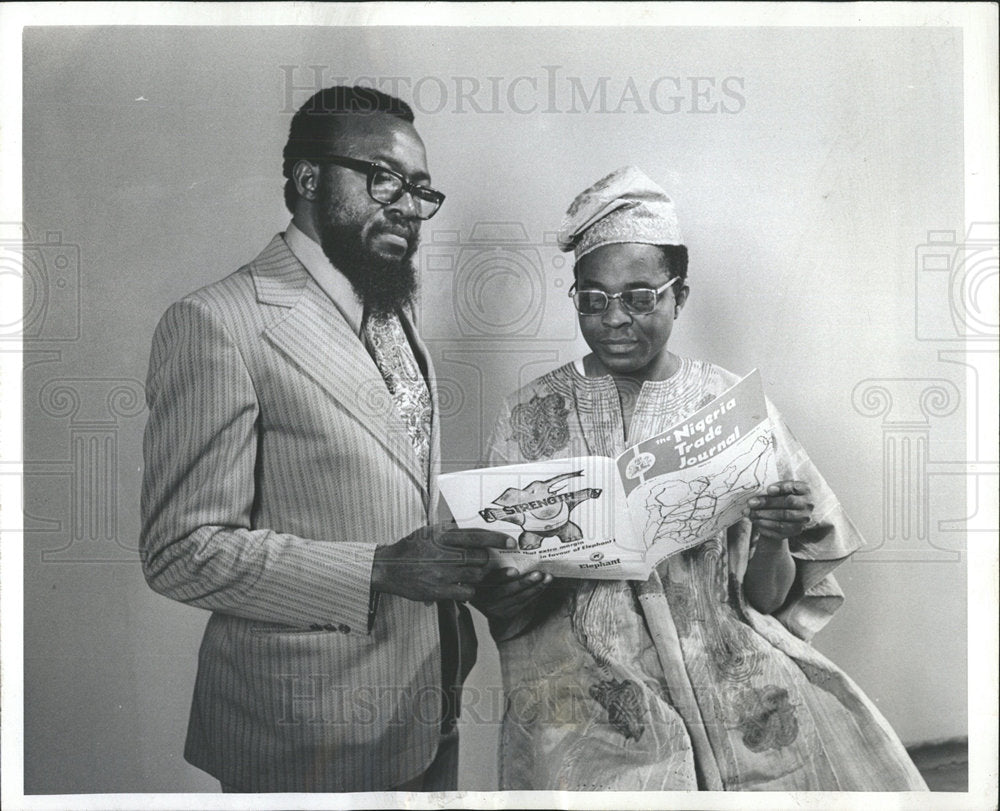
19;25;975;793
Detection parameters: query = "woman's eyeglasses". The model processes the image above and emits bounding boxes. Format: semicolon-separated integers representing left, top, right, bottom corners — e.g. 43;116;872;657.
569;277;679;315
314;155;445;219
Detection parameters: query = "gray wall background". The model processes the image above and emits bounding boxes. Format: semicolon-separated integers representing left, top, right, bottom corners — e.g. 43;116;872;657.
19;26;974;793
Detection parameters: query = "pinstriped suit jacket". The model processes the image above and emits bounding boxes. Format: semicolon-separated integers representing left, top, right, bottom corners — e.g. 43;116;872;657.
140;234;449;791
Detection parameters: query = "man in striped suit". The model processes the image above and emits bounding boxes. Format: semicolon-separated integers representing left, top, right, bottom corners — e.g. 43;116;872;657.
140;86;510;792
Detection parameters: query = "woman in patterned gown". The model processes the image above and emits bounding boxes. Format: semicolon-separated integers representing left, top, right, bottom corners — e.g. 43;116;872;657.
473;166;927;792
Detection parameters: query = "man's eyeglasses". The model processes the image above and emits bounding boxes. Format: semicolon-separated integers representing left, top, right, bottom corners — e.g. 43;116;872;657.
314;155;445;220
569;277;679;315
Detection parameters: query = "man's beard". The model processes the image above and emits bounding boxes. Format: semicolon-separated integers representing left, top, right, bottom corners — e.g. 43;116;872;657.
316;182;420;316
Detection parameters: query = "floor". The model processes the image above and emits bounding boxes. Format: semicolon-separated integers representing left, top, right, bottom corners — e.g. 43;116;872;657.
906;739;969;792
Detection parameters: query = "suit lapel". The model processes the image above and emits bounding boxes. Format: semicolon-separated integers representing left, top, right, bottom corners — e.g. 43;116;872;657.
251;236;429;498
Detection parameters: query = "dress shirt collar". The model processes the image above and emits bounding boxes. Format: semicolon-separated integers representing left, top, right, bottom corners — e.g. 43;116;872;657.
284;220;365;336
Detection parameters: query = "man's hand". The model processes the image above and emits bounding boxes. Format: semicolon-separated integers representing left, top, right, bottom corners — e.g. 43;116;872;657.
742;480;813;614
471;567;553;622
745;480;814;541
371;524;514;603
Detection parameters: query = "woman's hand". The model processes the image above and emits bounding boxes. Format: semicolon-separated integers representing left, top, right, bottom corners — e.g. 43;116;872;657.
745;480;814;541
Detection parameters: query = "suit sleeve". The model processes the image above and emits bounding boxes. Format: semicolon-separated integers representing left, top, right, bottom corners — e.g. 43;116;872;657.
140;297;376;633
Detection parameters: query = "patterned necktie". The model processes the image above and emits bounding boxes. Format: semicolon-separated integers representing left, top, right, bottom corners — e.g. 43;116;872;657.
362;309;432;477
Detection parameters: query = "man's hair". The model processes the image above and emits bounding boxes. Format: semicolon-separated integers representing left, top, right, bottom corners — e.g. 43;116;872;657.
282;86;415;213
660;244;689;283
573;243;689;283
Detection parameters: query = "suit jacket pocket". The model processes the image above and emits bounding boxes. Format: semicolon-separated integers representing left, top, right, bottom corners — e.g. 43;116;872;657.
249;620;353;635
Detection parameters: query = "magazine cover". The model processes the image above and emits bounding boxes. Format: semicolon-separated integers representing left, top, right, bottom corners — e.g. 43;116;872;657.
439;370;778;578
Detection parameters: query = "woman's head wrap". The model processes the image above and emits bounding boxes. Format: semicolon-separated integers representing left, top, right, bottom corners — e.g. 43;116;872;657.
556;166;683;261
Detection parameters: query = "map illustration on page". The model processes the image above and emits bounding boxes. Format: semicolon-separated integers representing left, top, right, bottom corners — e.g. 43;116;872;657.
438;370;778;579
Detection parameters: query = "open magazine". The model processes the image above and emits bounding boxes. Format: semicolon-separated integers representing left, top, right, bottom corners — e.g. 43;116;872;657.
438;370;778;579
